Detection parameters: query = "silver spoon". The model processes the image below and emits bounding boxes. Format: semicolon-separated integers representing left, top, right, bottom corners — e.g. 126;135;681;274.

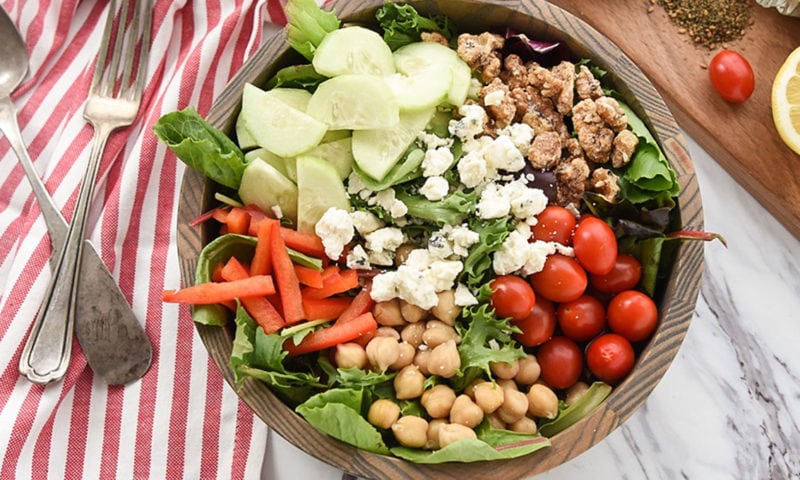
0;6;152;385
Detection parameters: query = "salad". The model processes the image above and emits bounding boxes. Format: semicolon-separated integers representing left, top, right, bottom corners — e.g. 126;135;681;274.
157;0;715;464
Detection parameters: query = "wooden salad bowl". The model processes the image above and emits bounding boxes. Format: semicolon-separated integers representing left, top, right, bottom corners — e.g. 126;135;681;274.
176;0;705;478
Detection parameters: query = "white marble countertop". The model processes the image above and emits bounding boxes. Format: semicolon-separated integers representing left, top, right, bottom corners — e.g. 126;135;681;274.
260;135;800;480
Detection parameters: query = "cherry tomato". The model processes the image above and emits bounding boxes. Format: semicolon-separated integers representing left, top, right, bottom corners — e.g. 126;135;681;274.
513;297;556;347
537;336;584;389
529;254;587;303
708;50;754;103
490;275;536;321
586;333;635;383
590;253;642;294
607;290;658;342
573;216;617;275
557;294;606;342
531;206;576;245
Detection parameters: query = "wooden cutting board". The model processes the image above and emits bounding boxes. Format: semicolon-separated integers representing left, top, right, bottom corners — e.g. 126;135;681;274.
549;0;800;238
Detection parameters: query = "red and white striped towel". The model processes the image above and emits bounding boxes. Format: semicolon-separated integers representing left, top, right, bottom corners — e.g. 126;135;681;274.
0;0;307;478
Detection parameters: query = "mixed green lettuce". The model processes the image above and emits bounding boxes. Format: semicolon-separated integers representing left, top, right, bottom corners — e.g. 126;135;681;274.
375;3;457;50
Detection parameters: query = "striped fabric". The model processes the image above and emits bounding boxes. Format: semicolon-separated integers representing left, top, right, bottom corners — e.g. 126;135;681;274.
0;0;311;478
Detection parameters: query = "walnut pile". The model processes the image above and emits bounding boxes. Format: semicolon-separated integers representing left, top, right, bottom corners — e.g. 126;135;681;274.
456;33;640;207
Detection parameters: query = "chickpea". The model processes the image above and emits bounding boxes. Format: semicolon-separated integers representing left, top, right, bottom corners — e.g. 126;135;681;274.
496;388;529;424
394;364;426;399
496;378;518;392
514;354;541;385
421;384;457;418
334;342;367;370
413;348;432;375
527;384;559;419
375;326;401;340
389;342;416;370
565;381;590;405
431;290;460;325
400;300;427;323
425;418;448;450
391;415;429;448
509;416;538;434
490;358;519;380
427;340;461;378
473;382;505;413
394;243;415;266
367;399;400;429
366;336;400;372
422;320;459;348
401;322;426;348
373;299;406;327
487;412;507;430
450;394;484;428
464;378;487;400
438;423;477;448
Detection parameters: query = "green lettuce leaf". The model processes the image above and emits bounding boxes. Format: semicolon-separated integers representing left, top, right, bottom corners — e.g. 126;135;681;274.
538;382;612;437
265;64;327;91
153;107;245;189
395;188;477;226
453;304;526;391
460;217;514;290
296;388;390;454
230;303;257;384
285;0;341;61
193;234;256;326
375;3;456;50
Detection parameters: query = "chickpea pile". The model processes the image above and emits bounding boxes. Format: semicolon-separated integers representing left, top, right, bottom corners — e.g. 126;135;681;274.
335;291;589;450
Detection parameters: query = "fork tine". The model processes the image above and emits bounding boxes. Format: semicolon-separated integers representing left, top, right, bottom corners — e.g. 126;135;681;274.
133;0;153;101
119;0;139;98
91;0;117;95
104;0;128;97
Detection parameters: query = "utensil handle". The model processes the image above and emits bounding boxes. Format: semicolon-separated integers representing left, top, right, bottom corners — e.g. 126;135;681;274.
18;124;112;384
0;96;67;247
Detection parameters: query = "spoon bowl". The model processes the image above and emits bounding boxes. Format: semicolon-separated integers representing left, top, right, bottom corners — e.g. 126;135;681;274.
0;10;27;96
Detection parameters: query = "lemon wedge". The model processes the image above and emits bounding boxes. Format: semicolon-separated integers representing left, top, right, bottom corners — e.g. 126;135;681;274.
772;46;800;155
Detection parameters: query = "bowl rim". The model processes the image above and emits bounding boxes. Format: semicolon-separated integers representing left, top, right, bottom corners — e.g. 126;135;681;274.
176;0;705;478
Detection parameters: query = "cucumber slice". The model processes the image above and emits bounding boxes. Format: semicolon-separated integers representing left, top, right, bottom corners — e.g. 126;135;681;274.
320;129;351;143
393;41;460;75
393;42;472;107
448;60;472;107
235;114;258;150
266;87;312;111
352;108;435;181
239;157;298;222
306;75;399;130
244;148;291;179
312;26;395;77
304;137;354;180
385;64;452;112
240;83;327;157
296;155;350;233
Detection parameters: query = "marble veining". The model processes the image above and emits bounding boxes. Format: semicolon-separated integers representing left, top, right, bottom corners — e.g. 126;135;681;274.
260;136;800;480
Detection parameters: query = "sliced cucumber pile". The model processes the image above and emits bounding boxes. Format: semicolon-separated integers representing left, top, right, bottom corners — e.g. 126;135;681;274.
233;22;474;227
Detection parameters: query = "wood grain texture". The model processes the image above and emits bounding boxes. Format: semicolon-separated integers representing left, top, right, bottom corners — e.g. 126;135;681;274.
176;1;705;478
549;0;800;238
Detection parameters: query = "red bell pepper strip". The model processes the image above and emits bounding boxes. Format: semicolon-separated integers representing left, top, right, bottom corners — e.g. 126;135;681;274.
334;284;374;325
284;312;378;356
294;265;324;288
270;225;306;324
279;227;326;258
219;257;284;334
251;219;277;276
225;207;251;235
302;296;352;320
162;275;275;304
302;269;359;300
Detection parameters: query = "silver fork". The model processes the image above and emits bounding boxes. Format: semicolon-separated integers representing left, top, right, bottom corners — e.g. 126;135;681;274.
18;0;152;384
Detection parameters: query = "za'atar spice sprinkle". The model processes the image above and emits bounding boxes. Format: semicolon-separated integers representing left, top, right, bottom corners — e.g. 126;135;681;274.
658;0;752;49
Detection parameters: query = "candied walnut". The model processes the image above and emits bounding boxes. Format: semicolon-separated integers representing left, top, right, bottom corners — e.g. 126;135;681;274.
510;87;530;122
588;168;621;202
527;63;564;100
527;131;562;169
521;87;569;138
572;99;613;163
611;129;639;168
595;97;627;132
575;65;604;100
563;138;583;158
550;61;576;115
556;157;590;206
480;78;516;128
500;54;529;90
421;31;449;46
457;32;504;83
